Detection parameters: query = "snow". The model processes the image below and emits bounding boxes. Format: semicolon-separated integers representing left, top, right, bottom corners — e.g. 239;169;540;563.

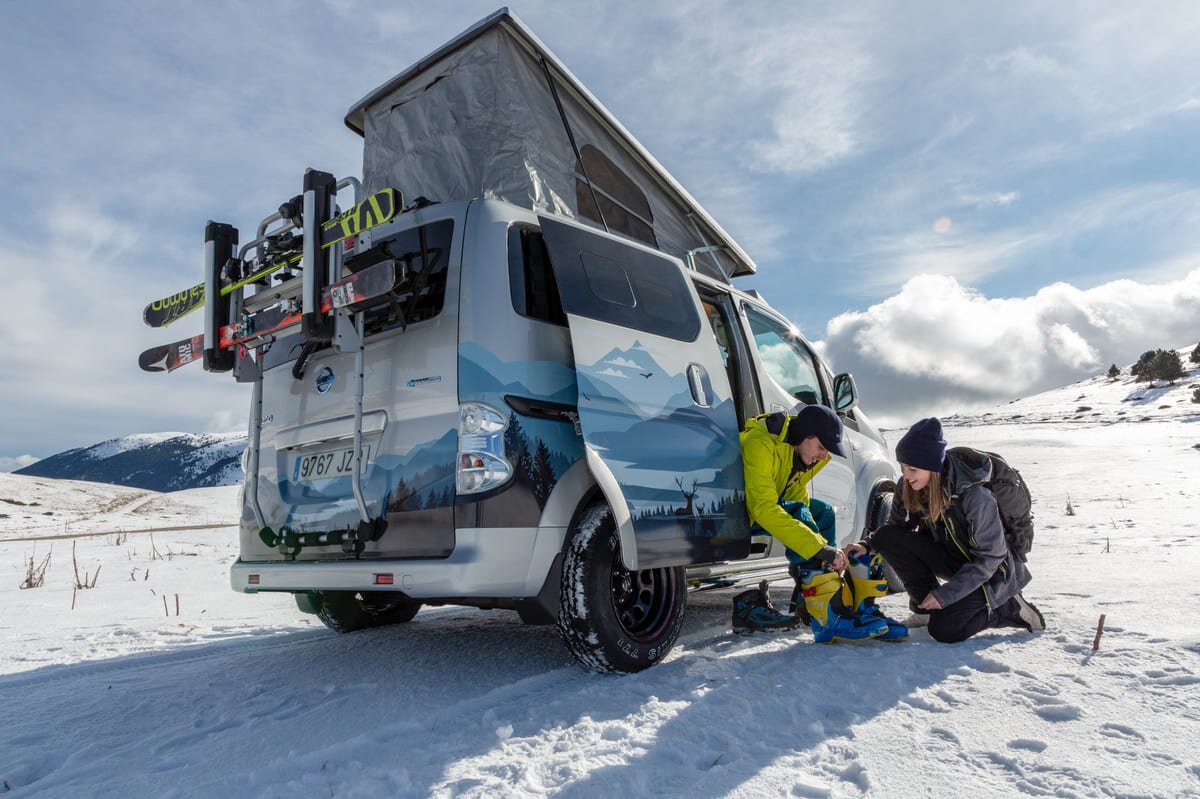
2;356;1199;797
85;433;188;461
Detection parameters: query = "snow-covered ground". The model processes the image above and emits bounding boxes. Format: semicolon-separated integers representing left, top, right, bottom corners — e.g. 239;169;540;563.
2;359;1198;797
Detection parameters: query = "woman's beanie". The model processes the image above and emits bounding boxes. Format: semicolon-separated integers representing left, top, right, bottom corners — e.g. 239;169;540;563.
895;417;947;472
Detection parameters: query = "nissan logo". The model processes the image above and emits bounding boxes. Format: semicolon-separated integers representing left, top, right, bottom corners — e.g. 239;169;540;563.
315;366;335;394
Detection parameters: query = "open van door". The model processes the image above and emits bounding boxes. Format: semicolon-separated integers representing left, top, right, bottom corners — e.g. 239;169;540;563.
537;215;749;570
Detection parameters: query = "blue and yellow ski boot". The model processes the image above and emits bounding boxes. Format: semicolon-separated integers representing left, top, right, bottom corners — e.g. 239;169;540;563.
795;567;888;643
844;553;908;641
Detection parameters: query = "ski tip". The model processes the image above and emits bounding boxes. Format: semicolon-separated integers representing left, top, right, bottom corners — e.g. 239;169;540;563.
138;359;167;373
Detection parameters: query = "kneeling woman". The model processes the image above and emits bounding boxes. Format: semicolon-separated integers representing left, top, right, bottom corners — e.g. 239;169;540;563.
848;418;1044;643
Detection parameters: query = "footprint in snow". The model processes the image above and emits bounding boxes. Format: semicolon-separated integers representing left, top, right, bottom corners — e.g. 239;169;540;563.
1098;723;1145;741
1015;684;1059;699
1032;702;1083;722
790;779;833;798
974;657;1012;674
1007;738;1048;753
930;727;960;745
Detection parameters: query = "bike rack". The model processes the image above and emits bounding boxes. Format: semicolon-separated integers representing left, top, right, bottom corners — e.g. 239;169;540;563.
220;171;374;538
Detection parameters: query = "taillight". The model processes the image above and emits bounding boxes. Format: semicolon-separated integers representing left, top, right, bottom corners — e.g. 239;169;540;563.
456;403;512;494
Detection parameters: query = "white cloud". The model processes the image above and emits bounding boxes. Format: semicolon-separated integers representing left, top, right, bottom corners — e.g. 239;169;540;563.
596;368;630;379
605;357;641;369
205;409;245;435
818;268;1200;425
0;455;40;473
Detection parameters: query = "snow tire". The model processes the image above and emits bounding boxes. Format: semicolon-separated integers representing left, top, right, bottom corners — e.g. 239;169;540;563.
314;591;421;633
556;504;686;674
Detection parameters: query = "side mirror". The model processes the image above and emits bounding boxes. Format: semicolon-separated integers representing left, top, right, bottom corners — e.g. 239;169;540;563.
833;372;859;413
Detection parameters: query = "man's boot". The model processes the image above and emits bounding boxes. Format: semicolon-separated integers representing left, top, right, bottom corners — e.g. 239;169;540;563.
844;553;909;641
795;568;888;643
732;580;800;633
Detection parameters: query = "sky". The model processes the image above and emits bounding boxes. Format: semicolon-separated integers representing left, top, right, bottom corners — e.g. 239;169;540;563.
2;1;1199;468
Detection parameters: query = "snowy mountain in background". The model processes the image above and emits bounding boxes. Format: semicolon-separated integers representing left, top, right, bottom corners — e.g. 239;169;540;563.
15;432;246;491
939;341;1199;429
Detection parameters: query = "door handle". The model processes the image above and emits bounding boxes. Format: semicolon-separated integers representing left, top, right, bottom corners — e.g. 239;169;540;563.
687;363;711;407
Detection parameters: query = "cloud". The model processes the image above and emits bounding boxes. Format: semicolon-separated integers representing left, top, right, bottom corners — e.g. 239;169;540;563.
817;268;1200;426
596;368;630;379
0;455;40;473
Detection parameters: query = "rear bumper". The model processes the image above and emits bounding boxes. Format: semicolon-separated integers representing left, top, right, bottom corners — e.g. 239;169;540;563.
232;525;565;598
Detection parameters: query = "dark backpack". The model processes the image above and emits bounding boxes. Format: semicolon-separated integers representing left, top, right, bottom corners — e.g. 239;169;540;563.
948;447;1034;562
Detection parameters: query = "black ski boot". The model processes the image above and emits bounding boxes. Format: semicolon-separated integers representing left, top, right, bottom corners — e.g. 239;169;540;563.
732;580;800;633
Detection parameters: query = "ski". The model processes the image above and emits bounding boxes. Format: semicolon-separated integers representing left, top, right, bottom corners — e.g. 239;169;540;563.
142;188;401;328
219;259;404;349
138;333;205;373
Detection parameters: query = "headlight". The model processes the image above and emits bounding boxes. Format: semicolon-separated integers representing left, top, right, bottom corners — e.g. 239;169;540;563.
456;403;512;494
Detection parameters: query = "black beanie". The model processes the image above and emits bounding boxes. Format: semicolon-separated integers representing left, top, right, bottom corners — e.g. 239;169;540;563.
895;417;946;472
784;405;846;458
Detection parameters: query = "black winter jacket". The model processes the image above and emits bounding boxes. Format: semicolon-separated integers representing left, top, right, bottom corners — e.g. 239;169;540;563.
877;449;1032;611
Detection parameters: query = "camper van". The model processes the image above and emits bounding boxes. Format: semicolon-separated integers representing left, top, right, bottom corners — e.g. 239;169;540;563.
185;10;899;672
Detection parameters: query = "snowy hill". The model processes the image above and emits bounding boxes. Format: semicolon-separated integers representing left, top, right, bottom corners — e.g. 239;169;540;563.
1;357;1199;796
0;472;239;540
15;432;246;492
941;341;1200;429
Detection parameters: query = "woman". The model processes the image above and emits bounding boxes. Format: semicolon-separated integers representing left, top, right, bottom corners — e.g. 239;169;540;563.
847;417;1044;643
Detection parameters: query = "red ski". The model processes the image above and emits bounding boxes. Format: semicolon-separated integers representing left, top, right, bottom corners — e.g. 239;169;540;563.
219;259;403;349
138;333;205;373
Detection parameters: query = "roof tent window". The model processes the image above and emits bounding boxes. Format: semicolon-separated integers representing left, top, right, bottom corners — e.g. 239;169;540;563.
575;145;657;248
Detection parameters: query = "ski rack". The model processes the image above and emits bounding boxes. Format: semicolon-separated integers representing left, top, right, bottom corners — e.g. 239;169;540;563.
207;171;376;533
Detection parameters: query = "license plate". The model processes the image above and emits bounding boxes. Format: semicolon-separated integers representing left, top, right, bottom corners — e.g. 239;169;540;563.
292;446;371;483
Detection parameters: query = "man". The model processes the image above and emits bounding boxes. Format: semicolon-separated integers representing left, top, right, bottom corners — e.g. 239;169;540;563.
731;404;906;642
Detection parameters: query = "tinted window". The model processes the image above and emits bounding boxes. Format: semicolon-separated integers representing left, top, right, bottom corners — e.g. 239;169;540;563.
362;218;454;337
581;252;636;307
508;226;567;326
539;216;700;342
743;305;824;406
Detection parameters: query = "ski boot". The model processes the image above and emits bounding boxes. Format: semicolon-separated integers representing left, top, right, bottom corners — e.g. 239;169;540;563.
732;580;801;633
1009;593;1045;631
844;553;909;641
795;568;888;643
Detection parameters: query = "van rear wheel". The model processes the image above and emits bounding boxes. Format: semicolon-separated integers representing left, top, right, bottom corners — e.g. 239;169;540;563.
556;504;686;673
315;591;421;633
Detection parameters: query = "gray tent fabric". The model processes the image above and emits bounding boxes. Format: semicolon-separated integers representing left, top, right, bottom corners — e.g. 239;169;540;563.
346;9;755;281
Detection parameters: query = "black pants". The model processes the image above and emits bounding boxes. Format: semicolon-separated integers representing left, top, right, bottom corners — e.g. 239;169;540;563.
870;524;1024;643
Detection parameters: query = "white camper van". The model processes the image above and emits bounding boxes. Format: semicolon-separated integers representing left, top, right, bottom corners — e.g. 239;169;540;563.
175;10;898;672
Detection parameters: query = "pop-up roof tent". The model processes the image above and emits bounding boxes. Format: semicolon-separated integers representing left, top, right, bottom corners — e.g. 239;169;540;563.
344;8;756;282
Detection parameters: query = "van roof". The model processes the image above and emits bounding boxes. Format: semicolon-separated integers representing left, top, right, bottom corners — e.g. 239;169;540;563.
343;8;757;279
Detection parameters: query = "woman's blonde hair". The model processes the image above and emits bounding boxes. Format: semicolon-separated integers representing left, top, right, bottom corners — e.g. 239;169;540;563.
902;470;949;520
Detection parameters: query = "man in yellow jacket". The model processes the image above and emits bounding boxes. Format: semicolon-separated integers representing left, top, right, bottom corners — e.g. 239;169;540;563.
732;405;901;642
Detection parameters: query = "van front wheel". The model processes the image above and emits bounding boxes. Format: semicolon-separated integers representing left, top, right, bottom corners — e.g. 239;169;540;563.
557;505;686;673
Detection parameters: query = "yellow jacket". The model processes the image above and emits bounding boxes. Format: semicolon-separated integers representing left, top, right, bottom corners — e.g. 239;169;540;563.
739;414;830;560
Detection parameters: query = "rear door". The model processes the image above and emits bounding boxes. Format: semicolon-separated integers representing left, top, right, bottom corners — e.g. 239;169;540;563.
538;215;748;568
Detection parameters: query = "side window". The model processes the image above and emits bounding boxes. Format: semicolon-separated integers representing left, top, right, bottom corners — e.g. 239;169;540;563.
508;226;567;326
743;305;824;406
575;144;657;248
538;216;700;342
